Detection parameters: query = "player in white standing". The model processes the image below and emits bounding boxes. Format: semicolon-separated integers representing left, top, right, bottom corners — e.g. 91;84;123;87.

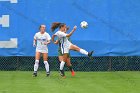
33;25;51;77
51;22;93;77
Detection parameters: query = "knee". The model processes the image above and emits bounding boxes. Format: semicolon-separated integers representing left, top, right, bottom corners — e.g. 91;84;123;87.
66;63;72;67
59;57;63;62
74;47;80;52
63;58;67;62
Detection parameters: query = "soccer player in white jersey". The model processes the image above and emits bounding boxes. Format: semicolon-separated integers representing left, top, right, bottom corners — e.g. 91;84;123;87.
55;27;75;77
51;22;93;77
33;25;51;77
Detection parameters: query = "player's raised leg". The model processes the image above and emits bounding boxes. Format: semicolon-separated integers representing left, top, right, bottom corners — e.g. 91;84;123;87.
70;44;93;57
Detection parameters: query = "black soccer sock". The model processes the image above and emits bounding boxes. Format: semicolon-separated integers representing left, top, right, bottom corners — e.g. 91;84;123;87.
68;66;73;72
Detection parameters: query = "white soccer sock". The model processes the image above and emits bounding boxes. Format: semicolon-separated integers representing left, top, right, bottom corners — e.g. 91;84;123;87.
34;60;39;72
44;61;49;73
80;49;88;55
60;61;65;70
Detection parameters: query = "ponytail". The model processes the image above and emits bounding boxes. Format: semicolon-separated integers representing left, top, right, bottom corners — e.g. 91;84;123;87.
51;22;66;32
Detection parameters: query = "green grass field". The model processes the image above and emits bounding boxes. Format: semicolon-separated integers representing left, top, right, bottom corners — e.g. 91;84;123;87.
0;71;140;93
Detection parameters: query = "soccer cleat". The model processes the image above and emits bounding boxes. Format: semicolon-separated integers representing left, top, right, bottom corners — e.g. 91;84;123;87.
33;71;37;77
88;51;93;57
71;70;75;76
60;70;65;77
46;72;50;77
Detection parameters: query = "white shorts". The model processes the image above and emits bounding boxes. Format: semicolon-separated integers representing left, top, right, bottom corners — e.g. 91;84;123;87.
36;48;48;53
61;42;72;54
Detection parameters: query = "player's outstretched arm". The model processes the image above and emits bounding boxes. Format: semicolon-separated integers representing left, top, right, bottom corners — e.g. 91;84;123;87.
52;34;56;43
66;26;77;37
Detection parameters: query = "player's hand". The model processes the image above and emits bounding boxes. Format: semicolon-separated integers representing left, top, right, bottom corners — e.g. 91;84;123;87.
33;43;36;47
73;25;77;31
54;40;59;44
44;42;48;45
44;40;51;45
54;42;57;44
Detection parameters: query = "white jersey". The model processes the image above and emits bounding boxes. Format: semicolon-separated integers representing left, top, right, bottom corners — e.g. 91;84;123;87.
34;32;51;53
55;31;72;54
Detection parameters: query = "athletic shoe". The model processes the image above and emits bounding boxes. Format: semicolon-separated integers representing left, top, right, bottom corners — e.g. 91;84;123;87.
60;70;65;77
71;70;75;76
33;71;37;77
88;51;93;57
46;72;50;77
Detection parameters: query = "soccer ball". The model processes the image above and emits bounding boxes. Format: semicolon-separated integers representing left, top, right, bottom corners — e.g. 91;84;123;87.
80;21;88;28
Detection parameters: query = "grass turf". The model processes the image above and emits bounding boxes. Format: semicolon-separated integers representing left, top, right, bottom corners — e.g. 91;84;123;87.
0;71;140;93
